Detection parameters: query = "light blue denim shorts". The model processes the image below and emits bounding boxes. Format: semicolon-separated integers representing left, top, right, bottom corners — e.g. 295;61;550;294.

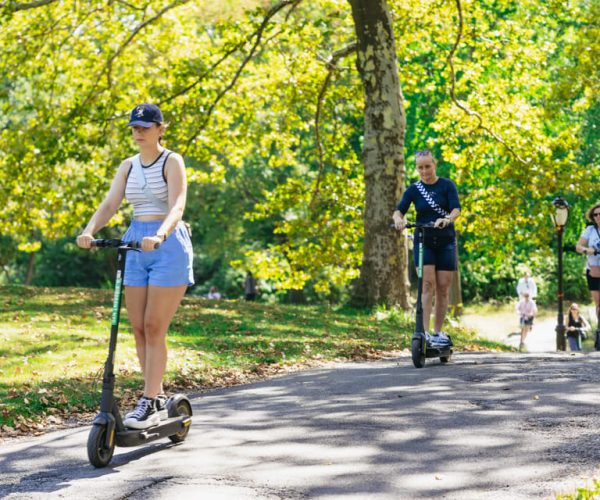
123;220;194;287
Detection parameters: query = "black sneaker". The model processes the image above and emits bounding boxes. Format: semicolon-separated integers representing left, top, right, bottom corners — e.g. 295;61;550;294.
155;394;169;420
123;397;159;429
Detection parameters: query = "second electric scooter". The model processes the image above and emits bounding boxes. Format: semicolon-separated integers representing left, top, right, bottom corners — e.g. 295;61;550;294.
405;222;453;368
592;249;600;351
86;239;192;468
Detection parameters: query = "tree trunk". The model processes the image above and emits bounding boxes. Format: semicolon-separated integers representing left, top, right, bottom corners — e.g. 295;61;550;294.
348;0;409;308
25;251;36;285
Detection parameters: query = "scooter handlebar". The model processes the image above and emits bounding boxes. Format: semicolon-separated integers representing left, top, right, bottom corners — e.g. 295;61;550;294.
390;221;437;230
90;239;160;250
564;244;599;255
405;222;436;229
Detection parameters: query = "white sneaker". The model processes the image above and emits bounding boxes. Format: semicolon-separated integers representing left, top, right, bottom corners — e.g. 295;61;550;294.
430;332;452;347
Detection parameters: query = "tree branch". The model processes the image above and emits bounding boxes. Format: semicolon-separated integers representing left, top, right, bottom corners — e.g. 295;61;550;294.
159;41;247;107
447;0;529;164
309;42;357;209
113;0;149;11
182;0;304;155
72;0;192;117
1;0;57;12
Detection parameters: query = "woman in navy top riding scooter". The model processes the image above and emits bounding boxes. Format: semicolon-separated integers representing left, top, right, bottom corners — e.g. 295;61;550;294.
77;103;194;430
392;150;461;346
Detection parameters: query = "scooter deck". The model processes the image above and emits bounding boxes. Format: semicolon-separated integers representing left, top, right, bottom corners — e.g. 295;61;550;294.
412;333;453;359
116;415;192;447
425;345;453;358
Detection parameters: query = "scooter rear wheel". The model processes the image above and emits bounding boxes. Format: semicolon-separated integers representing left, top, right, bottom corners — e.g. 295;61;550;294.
169;399;192;443
411;337;425;368
87;424;115;468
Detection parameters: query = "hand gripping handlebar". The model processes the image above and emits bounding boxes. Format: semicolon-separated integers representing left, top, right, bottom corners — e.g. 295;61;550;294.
90;239;160;250
390;221;437;230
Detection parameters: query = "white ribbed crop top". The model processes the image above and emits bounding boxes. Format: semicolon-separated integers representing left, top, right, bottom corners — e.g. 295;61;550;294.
125;150;171;217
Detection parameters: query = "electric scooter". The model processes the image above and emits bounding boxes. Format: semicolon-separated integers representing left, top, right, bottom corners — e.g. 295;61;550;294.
85;239;192;468
592;249;600;351
400;222;453;368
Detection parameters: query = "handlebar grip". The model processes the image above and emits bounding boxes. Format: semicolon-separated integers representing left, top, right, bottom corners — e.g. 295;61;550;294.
397;222;437;229
90;239;160;250
91;239;124;248
390;222;437;230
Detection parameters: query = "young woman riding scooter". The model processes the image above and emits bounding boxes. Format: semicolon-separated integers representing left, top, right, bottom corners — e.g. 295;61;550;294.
392;150;461;347
77;103;194;430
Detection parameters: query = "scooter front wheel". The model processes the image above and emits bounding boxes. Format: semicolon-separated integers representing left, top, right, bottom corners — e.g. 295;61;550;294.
87;424;115;468
411;336;426;368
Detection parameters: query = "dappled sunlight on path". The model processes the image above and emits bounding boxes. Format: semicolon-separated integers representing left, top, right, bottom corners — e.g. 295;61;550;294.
1;353;599;499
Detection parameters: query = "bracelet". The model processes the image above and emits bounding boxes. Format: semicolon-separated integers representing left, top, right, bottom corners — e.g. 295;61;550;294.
156;233;167;242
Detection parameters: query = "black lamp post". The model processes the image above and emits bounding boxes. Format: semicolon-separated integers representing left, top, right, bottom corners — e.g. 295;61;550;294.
552;197;569;351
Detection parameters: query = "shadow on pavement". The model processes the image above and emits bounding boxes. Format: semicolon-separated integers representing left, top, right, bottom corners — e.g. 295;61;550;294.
1;352;599;499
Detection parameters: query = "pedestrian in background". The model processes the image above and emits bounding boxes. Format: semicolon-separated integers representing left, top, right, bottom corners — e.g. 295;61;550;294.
516;268;537;300
566;303;590;352
516;291;537;352
576;203;600;318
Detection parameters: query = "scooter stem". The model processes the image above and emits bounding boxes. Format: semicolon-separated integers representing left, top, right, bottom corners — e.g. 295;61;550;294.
99;248;127;414
415;226;425;334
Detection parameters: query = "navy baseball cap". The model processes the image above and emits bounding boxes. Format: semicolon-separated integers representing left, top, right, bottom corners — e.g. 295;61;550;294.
127;103;164;127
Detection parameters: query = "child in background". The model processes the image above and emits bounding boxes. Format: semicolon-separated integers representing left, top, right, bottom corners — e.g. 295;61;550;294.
516;291;538;352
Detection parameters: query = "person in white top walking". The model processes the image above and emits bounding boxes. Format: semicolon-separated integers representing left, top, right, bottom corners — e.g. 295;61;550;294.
516;269;537;300
575;203;600;318
516;291;538;351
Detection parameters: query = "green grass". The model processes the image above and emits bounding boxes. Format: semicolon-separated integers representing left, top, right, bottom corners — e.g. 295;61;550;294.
0;285;510;434
463;301;557;320
556;479;600;499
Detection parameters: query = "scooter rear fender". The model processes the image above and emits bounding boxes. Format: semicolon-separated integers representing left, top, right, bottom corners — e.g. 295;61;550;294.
167;394;194;418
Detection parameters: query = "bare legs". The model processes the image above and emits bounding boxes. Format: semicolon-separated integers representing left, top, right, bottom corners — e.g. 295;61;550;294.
520;323;531;350
593;290;600;320
125;285;187;398
421;266;454;333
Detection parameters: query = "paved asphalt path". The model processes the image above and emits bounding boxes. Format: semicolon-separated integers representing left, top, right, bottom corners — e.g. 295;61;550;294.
460;313;561;353
2;351;600;499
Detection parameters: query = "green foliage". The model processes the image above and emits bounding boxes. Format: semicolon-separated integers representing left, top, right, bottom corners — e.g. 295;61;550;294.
0;285;508;430
29;238;117;288
460;244;589;305
0;0;598;302
556;479;600;500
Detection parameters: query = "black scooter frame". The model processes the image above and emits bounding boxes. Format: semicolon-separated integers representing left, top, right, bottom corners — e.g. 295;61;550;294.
593;249;600;351
87;239;192;467
406;223;453;368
